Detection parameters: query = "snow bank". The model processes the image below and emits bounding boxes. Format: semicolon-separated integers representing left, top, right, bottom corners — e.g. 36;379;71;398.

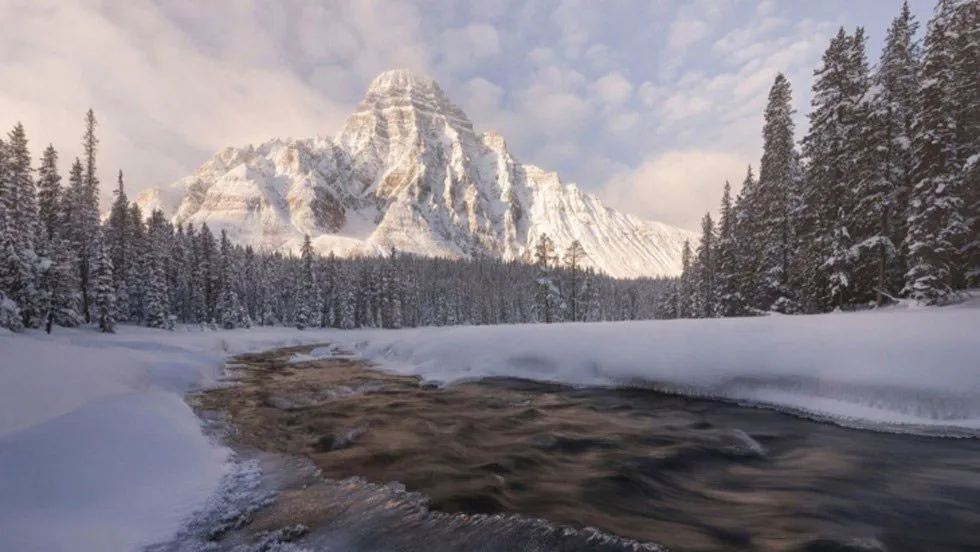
326;298;980;436
0;325;337;552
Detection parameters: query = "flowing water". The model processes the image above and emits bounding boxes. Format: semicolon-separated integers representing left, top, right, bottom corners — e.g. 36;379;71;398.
182;345;980;552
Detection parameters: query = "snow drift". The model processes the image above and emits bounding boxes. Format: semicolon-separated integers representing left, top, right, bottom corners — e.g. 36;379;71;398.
325;297;980;437
0;326;339;552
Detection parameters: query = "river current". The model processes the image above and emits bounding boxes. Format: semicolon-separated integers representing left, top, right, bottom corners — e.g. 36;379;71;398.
169;345;980;552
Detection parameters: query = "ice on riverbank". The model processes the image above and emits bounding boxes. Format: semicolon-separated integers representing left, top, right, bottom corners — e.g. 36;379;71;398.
0;326;337;552
325;295;980;436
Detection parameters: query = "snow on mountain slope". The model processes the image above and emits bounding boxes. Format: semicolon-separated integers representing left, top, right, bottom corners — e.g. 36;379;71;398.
135;69;693;278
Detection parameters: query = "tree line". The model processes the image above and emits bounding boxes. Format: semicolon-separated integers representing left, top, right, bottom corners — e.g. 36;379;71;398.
0;112;671;333
660;0;979;319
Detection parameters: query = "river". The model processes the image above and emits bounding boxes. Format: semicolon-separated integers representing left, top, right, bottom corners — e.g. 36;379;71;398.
173;344;980;552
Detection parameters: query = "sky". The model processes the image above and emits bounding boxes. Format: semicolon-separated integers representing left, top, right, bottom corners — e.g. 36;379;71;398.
0;0;936;231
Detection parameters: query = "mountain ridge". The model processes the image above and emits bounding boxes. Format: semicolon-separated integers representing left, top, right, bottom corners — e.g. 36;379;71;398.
134;69;693;278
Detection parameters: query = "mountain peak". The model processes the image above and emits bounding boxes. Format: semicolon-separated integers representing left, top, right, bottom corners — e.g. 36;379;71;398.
136;69;695;278
367;69;440;95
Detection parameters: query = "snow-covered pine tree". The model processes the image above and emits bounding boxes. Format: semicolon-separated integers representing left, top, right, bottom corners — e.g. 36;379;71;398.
334;263;356;329
125;204;148;324
730;166;758;314
36;144;62;243
904;0;969;303
562;240;587;321
170;224;191;323
242;245;261;324
106;171;132;319
144;210;171;328
581;270;602;322
799;29;865;310
318;253;336;327
715;181;744;316
0;148;24;333
92;231;117;333
214;228;247;329
965;155;980;285
834;28;881;308
949;0;980;285
382;248;403;329
869;2;922;298
755;74;799;313
74;111;103;323
0;137;26;333
676;239;694;318
48;235;82;328
1;124;41;327
656;281;679;320
197;223;219;322
294;234;317;330
30;141;82;330
694;212;718;318
533;233;562;323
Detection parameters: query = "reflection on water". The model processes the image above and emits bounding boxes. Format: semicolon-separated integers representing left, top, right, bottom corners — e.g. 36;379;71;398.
191;346;980;552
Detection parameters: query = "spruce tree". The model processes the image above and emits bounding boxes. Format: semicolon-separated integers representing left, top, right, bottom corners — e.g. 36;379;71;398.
800;29;867;310
93;232;117;333
106;171;132;318
694;212;717;318
756;74;799;313
730;166;758;314
676;239;694;318
870;2;921;297
716;181;743;316
949;0;980;285
905;0;969;303
295;234;317;330
562;240;587;322
0;141;24;333
36;144;62;243
126;204;148;324
533;233;562;323
144;210;171;328
48;236;82;328
2;124;41;327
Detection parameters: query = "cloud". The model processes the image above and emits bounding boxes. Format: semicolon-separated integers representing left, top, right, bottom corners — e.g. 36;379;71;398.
527;93;595;134
602;150;746;230
0;0;919;231
526;47;556;66
439;24;502;72
0;0;356;196
668;15;710;52
590;72;634;107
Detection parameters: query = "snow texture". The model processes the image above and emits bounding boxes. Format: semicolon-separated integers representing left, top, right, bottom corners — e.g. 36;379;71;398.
325;295;980;437
0;326;341;552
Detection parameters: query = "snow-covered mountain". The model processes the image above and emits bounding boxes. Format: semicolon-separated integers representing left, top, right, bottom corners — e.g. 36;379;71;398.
135;69;692;278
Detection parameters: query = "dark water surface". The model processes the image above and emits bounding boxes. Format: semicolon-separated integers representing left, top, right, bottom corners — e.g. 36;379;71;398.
193;346;980;552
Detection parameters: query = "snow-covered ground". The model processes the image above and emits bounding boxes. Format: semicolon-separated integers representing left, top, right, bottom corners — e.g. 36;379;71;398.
1;296;978;551
324;296;980;437
0;326;337;552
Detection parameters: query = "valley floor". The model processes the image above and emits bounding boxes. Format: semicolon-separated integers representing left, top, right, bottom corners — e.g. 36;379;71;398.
0;295;978;551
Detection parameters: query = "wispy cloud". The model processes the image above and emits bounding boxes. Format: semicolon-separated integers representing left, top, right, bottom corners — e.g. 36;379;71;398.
0;0;933;227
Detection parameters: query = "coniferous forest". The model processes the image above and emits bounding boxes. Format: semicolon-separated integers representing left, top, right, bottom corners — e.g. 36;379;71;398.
0;110;670;333
1;1;978;334
661;0;979;318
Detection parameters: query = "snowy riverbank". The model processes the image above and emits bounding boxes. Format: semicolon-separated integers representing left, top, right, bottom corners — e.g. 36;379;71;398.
0;327;337;552
324;296;980;436
1;296;978;550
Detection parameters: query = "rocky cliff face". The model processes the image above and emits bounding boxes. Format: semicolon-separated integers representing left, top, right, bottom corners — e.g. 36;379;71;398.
135;69;693;278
